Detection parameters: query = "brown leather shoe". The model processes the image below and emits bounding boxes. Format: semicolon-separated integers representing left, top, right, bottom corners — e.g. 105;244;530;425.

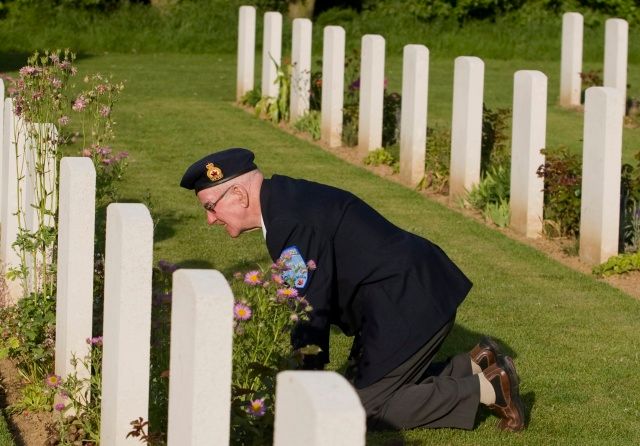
469;336;501;370
483;356;525;432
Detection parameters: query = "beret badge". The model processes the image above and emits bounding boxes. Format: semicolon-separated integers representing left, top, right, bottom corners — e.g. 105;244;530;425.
206;162;224;182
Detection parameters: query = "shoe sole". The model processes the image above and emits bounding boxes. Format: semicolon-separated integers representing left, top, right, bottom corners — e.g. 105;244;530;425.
499;356;526;432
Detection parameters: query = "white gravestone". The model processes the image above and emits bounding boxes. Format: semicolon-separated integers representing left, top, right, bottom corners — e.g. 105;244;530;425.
273;371;366;446
399;44;429;186
167;270;234;446
321;26;345;148
261;11;283;99
449;56;484;201
560;12;583;108
0;79;4;228
100;204;153;445
290;18;312;123
604;18;628;116
358;34;385;153
1;100;25;304
579;87;623;265
55;158;96;397
237;6;256;101
510;71;547;238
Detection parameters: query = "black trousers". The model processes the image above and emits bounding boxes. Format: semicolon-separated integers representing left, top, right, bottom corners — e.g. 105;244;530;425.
354;317;480;430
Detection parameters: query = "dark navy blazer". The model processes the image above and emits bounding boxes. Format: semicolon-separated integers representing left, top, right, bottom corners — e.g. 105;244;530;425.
260;175;472;388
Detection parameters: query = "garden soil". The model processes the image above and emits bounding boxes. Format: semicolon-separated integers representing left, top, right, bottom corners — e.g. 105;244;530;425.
0;358;54;446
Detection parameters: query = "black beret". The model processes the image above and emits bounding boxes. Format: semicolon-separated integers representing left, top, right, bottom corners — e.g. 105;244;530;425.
180;148;258;192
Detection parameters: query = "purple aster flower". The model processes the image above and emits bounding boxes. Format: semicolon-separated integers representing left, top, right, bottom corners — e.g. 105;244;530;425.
246;398;266;417
45;374;62;388
53;402;65;412
115;151;129;161
99;105;111;117
277;288;298;299
306;260;317;270
58;115;70;126
233;303;252;321
244;270;262;285
51;78;63;89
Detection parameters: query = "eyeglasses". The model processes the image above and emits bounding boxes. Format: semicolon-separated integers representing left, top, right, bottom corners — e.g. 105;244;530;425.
203;186;233;213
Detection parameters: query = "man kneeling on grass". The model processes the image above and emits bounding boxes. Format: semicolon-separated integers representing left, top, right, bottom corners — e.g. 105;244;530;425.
180;148;525;432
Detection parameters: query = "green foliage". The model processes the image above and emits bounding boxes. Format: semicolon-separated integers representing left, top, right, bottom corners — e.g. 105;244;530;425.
293;110;321;140
481;104;511;173
536;146;582;237
240;87;262;108
229;263;317;445
0;292;56;375
422;125;452;193
52;340;103;444
7;380;53;414
255;58;291;124
382;91;401;147
593;252;640;276
363;147;399;172
467;165;511;227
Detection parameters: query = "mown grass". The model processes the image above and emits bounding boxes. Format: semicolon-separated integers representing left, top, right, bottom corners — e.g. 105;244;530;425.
3;51;631;445
0;410;15;446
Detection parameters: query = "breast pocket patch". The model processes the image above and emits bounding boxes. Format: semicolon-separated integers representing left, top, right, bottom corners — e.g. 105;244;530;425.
279;246;308;289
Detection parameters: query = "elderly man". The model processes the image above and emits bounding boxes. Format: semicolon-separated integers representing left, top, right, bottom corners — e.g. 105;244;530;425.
180;147;525;432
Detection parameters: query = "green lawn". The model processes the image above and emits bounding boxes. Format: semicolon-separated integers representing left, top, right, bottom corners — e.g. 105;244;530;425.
3;51;640;444
0;410;15;446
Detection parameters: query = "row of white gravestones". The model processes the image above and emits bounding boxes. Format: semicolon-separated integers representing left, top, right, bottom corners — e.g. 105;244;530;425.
560;13;628;110
54;160;366;445
234;6;625;263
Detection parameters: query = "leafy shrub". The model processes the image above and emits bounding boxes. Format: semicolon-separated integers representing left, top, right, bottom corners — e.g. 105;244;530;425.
363;147;399;172
536;147;582;238
255;59;291;124
467;165;511;227
293;110;321;140
593;252;640;276
240;87;262;108
382;92;401;147
481;104;511;173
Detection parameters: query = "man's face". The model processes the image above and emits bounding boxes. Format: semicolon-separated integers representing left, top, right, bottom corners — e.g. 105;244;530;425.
197;184;248;238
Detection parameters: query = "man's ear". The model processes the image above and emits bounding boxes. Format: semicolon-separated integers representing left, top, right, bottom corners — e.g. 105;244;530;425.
233;184;250;208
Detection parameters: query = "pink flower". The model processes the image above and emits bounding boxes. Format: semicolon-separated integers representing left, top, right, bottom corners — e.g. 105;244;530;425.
81;148;92;157
102;158;114;165
72;95;87;112
58;116;70;126
19;66;39;77
96;84;108;94
306;260;317;270
246;398;266;417
115;151;129;161
85;336;103;346
233;303;252;321
271;273;284;285
49;54;60;64
244;270;262;286
233;271;242;279
53;403;65;412
99;105;111;117
51;78;62;89
45;374;61;388
277;288;298;299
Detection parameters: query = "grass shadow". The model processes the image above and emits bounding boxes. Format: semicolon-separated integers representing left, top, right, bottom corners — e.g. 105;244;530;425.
0;51;94;74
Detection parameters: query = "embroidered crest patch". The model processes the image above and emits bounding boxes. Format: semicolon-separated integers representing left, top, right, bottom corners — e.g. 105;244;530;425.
279;246;308;289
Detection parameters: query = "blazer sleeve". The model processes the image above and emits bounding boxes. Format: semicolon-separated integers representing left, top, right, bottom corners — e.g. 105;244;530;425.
268;218;332;369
